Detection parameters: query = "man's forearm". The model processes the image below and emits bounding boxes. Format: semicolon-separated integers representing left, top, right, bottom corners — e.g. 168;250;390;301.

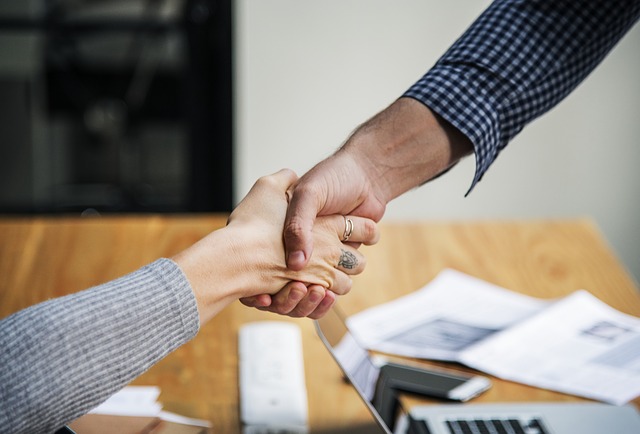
404;0;640;192
340;97;473;205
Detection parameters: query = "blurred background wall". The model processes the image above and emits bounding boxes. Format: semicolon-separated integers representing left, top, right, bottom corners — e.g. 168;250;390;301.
1;1;638;283
234;0;640;283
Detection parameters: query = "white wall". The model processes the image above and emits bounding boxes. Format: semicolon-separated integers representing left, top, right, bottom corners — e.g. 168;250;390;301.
234;0;640;282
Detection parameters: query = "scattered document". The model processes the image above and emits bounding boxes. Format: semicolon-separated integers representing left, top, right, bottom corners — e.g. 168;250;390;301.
348;270;549;361
88;386;163;416
347;269;640;405
70;386;212;434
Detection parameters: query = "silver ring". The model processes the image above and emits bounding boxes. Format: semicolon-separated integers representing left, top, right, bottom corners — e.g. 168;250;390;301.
342;216;354;242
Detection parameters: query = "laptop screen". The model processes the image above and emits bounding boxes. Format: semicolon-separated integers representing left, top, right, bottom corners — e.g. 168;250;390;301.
315;307;640;434
314;305;403;434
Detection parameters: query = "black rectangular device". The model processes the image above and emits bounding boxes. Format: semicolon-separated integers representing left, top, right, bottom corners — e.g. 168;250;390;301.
314;305;491;432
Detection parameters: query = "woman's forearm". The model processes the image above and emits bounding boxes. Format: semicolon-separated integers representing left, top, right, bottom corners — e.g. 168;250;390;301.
0;259;199;434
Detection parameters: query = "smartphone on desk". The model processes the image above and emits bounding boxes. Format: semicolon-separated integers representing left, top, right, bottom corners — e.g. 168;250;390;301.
316;305;492;431
316;304;491;402
372;358;492;431
373;357;491;402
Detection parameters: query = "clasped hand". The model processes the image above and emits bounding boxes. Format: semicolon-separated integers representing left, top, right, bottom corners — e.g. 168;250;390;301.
174;169;378;322
233;169;379;318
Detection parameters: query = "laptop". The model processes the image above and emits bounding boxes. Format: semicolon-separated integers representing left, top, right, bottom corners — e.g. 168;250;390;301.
314;305;640;434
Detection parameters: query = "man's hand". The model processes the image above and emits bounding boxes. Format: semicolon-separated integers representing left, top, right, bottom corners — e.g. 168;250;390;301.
240;281;337;319
284;98;471;272
240;98;473;318
238;151;386;318
284;150;387;271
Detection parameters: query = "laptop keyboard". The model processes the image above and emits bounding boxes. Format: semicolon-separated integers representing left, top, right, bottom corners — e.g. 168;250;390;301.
442;417;550;434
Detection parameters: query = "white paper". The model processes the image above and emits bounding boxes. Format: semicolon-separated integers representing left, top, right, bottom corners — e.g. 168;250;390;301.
89;386;162;416
461;290;640;405
347;269;548;360
159;411;213;427
89;386;212;427
347;269;640;405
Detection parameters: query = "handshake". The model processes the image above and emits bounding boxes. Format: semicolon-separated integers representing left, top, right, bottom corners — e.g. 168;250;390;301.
0;98;472;433
236;168;380;319
173;167;381;323
176;98;470;323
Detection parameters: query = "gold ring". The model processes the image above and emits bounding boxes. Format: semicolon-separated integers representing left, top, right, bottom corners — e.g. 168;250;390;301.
342;216;354;242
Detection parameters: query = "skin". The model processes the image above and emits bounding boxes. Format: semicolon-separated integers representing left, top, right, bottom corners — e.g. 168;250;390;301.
239;98;473;317
172;169;380;324
0;169;379;433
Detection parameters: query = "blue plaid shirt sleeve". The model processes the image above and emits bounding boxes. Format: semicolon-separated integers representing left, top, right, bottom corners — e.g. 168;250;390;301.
403;0;640;193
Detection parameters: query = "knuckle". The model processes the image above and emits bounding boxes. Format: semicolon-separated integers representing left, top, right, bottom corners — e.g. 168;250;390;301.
331;277;353;295
272;300;295;315
288;308;306;318
362;219;380;244
255;174;272;188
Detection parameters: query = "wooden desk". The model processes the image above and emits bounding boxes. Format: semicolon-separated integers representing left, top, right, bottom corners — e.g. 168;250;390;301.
1;216;639;433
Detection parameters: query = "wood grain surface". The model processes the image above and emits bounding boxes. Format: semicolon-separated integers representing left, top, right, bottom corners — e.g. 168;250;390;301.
1;216;638;433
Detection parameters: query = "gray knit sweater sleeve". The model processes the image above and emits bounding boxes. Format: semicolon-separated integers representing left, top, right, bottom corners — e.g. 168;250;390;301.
0;258;200;434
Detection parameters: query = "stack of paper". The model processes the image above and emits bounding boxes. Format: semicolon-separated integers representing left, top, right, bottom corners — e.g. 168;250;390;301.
347;269;640;405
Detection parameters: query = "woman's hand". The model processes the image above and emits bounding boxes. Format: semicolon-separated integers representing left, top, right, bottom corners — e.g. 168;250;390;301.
226;169;379;296
173;169;379;323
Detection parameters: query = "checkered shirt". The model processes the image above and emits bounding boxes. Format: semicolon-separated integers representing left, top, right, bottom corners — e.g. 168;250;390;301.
403;0;640;193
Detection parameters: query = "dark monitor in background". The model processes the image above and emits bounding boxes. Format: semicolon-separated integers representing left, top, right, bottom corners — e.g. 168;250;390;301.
0;0;232;214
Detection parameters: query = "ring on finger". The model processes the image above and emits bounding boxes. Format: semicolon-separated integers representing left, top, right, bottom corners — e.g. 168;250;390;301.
342;216;354;242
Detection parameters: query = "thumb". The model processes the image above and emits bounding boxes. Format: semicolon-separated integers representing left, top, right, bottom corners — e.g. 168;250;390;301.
250;168;298;196
269;168;299;190
284;183;323;271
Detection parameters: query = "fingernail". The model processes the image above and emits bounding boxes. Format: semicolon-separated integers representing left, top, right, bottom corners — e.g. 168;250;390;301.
256;295;272;307
288;251;305;267
309;289;324;304
290;289;305;303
